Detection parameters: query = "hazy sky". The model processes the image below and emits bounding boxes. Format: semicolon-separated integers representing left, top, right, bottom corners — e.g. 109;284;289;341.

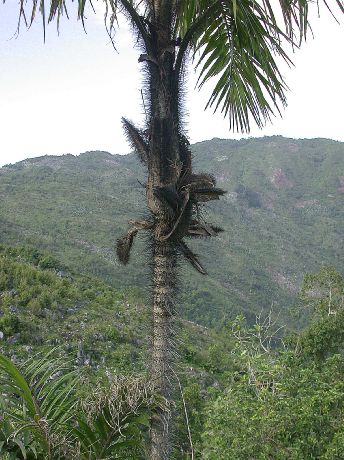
0;2;343;167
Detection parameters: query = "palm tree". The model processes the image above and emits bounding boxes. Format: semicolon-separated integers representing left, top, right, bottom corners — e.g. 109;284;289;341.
6;1;344;458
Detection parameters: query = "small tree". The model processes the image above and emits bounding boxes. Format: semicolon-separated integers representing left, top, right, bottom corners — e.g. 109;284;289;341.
5;1;343;458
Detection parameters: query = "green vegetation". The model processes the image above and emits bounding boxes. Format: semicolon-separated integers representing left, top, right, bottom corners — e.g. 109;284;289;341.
0;244;224;377
201;267;344;459
0;351;157;459
0;137;343;326
1;244;344;458
0;244;231;458
3;0;344;454
0;244;148;372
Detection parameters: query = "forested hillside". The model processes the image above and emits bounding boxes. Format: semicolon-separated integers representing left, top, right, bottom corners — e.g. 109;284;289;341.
1;244;344;458
0;244;235;457
0;244;219;376
0;136;343;326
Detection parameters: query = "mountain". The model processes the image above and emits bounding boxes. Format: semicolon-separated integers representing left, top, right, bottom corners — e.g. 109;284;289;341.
0;136;343;327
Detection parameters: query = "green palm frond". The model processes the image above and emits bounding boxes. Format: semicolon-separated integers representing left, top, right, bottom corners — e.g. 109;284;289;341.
8;1;148;41
12;0;91;37
0;352;157;459
176;0;344;132
177;0;292;132
0;350;79;458
7;0;343;132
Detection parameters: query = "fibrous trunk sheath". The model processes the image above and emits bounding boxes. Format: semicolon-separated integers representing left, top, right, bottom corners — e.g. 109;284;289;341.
150;239;177;459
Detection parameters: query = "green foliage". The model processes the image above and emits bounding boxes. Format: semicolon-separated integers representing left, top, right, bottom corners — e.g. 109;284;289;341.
0;244;240;457
9;0;343;133
0;351;157;459
0;314;21;336
202;352;344;459
0;243;229;395
296;267;344;358
2;245;344;457
178;0;293;131
0;245;150;372
200;269;344;459
0;350;79;459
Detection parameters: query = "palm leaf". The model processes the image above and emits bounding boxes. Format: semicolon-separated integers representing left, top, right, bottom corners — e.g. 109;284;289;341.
8;1;149;45
8;0;343;132
0;353;156;459
188;220;224;237
117;226;139;265
178;173;216;190
176;0;344;132
0;351;79;457
191;187;226;202
179;241;207;274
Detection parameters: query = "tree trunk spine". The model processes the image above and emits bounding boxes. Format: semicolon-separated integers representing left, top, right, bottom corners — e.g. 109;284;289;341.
150;240;177;459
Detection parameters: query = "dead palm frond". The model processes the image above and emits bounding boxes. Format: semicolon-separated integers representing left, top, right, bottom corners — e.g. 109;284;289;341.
188;220;224;238
122;117;150;166
178;241;207;275
117;220;153;265
117;227;139;265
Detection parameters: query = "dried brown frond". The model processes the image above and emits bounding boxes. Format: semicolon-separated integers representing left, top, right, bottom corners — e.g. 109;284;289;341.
179;241;206;275
81;376;158;426
117;227;138;265
179;173;216;190
122;117;149;165
188;221;224;237
192;187;226;202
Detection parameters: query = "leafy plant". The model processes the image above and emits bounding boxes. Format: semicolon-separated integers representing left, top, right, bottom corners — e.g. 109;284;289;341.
0;350;79;459
0;351;157;459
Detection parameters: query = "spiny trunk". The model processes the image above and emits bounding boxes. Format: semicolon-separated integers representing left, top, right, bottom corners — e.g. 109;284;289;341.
150;239;177;459
117;2;224;458
147;24;182;458
119;1;190;456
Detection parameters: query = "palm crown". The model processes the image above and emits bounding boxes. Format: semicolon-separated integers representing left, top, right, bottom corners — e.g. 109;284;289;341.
12;0;343;132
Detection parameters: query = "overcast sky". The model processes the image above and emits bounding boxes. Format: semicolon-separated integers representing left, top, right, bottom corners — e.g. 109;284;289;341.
0;2;343;167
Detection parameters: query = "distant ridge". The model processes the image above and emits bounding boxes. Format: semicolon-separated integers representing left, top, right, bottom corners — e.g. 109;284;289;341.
1;136;343;327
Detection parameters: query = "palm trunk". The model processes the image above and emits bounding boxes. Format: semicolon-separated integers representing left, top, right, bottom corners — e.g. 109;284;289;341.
118;1;224;456
147;72;182;460
119;2;186;456
150;239;177;459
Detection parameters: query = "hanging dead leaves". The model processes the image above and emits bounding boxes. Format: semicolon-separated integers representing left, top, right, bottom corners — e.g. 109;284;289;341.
117;118;225;275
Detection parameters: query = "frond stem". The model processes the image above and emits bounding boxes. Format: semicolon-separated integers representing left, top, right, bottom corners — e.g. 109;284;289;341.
120;0;152;52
